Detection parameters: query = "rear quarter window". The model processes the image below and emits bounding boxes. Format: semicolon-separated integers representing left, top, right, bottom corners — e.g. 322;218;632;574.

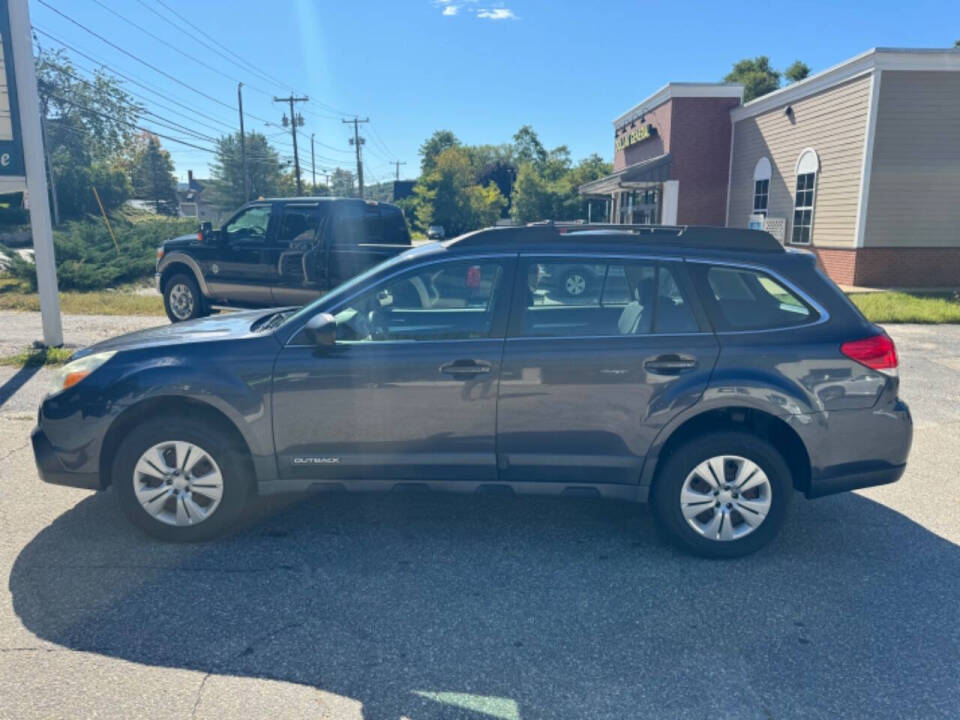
705;266;816;331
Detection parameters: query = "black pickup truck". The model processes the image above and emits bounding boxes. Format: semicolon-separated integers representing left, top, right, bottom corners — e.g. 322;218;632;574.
156;197;412;322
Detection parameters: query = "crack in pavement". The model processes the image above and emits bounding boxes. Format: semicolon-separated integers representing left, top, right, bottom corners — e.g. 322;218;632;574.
190;621;307;719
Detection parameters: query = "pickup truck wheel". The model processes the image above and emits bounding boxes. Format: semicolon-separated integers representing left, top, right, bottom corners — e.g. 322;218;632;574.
163;273;206;323
651;432;792;559
112;417;253;542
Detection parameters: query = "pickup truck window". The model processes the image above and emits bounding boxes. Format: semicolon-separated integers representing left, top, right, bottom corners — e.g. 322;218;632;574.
223;205;270;243
277;205;320;249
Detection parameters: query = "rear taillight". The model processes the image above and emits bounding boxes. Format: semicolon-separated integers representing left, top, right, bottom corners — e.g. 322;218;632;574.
841;333;898;376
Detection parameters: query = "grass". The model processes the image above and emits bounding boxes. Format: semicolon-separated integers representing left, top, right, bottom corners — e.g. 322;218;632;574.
0;346;74;368
850;291;960;324
0;278;164;316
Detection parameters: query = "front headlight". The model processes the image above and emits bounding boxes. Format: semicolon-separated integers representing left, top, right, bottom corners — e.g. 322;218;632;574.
47;351;117;397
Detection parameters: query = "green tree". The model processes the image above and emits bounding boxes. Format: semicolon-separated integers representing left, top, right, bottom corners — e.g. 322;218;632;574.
725;56;781;102
512;125;547;166
414;146;505;235
129;134;178;215
210;131;283;208
330;168;356;197
36;50;143;219
419;130;460;175
510;163;555;224
785;60;811;83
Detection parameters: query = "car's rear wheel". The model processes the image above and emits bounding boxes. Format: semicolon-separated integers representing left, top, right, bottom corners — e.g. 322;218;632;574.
652;432;792;558
163;272;206;323
561;267;593;298
112;417;253;542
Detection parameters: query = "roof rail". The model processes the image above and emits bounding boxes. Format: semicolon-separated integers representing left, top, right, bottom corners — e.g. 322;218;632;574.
447;223;785;253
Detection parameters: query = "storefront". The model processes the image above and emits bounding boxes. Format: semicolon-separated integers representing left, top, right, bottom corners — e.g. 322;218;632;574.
583;48;960;287
580;83;743;227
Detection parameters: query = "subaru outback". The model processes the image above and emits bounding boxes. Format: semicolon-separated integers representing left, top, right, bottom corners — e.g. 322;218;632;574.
32;224;912;557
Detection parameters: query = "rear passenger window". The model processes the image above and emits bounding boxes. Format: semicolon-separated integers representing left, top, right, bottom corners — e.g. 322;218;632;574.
706;267;813;330
518;259;698;337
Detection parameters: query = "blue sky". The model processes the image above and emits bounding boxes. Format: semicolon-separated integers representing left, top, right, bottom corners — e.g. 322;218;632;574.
31;0;960;185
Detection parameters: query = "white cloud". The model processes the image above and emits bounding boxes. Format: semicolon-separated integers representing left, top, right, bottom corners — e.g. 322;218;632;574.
476;7;516;20
442;4;458;14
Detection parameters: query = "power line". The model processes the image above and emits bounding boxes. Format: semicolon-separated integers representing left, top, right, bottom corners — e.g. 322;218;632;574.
34;28;238;132
34;1;278;129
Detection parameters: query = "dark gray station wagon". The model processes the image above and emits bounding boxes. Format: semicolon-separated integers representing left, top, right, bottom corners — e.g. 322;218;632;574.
32;225;912;557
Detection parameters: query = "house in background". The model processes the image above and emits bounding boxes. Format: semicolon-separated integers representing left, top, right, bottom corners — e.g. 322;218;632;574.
176;170;222;223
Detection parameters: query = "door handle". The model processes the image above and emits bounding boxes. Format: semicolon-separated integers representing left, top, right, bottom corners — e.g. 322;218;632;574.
440;359;492;376
643;354;698;374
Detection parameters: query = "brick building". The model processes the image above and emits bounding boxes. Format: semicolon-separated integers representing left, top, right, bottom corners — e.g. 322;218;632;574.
582;47;960;288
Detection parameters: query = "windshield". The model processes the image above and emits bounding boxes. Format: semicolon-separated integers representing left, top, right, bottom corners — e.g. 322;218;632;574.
280;242;445;329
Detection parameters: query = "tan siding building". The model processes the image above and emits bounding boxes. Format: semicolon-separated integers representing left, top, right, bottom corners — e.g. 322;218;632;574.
727;48;960;287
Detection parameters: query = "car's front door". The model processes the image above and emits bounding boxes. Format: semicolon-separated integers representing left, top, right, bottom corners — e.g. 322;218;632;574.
496;255;719;485
206;203;275;304
272;254;516;482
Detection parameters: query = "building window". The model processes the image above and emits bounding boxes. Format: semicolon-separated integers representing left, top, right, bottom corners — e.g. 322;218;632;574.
792;149;819;245
752;157;771;216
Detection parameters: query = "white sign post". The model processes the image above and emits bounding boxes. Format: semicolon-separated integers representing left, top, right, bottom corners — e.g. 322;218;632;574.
4;0;62;346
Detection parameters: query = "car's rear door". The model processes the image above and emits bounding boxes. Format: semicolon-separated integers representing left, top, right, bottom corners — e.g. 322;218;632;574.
495;254;719;485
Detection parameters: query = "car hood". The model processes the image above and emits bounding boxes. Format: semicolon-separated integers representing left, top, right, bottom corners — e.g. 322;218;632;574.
161;233;199;250
73;308;284;358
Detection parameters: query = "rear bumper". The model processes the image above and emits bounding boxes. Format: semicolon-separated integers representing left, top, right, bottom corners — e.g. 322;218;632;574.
800;399;912;499
31;425;101;491
806;462;906;499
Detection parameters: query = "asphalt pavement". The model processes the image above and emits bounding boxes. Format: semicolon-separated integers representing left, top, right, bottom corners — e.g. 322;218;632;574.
0;318;958;719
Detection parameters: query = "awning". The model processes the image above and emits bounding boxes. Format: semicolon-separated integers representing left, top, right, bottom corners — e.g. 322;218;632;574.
578;153;672;196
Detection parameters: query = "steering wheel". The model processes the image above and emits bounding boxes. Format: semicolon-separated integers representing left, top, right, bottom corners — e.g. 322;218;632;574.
368;310;390;341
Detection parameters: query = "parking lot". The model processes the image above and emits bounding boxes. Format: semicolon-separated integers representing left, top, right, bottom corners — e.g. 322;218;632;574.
1;316;958;720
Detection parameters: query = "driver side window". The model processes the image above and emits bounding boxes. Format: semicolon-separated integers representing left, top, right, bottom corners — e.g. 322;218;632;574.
334;260;505;342
223;206;271;243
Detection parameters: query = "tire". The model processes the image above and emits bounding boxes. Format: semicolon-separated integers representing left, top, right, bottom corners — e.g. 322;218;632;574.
163;272;207;323
651;432;793;558
112;416;253;542
560;267;593;298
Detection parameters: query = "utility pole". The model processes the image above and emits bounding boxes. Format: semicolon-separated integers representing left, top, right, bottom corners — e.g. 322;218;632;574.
342;117;369;198
392;160;407;180
310;133;316;192
237;83;248;201
275;94;308;194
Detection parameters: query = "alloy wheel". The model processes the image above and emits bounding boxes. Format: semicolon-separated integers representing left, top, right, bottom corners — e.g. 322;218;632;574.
168;283;195;320
679;455;772;542
133;441;224;526
564;272;587;296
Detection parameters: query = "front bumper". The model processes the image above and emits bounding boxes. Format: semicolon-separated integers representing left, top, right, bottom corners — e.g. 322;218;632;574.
154;272;162;293
31;425;101;491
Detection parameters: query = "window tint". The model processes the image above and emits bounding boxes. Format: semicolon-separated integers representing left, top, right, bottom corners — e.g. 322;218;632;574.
519;259;697;337
275;206;318;249
223;206;270;243
706;266;813;330
334;260;504;342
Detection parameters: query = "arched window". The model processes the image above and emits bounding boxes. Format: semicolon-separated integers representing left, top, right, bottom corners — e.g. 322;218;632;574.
792;149;819;244
752;157;771;216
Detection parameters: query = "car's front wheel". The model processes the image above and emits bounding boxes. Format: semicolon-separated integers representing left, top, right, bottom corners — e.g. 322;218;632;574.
112;417;253;542
652;432;792;558
163;272;207;323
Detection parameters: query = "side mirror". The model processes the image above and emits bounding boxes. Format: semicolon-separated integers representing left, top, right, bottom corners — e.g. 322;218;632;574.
303;312;337;347
198;221;214;243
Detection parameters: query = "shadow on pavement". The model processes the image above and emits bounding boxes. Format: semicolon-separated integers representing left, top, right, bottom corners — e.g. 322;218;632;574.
0;362;42;410
9;490;960;719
